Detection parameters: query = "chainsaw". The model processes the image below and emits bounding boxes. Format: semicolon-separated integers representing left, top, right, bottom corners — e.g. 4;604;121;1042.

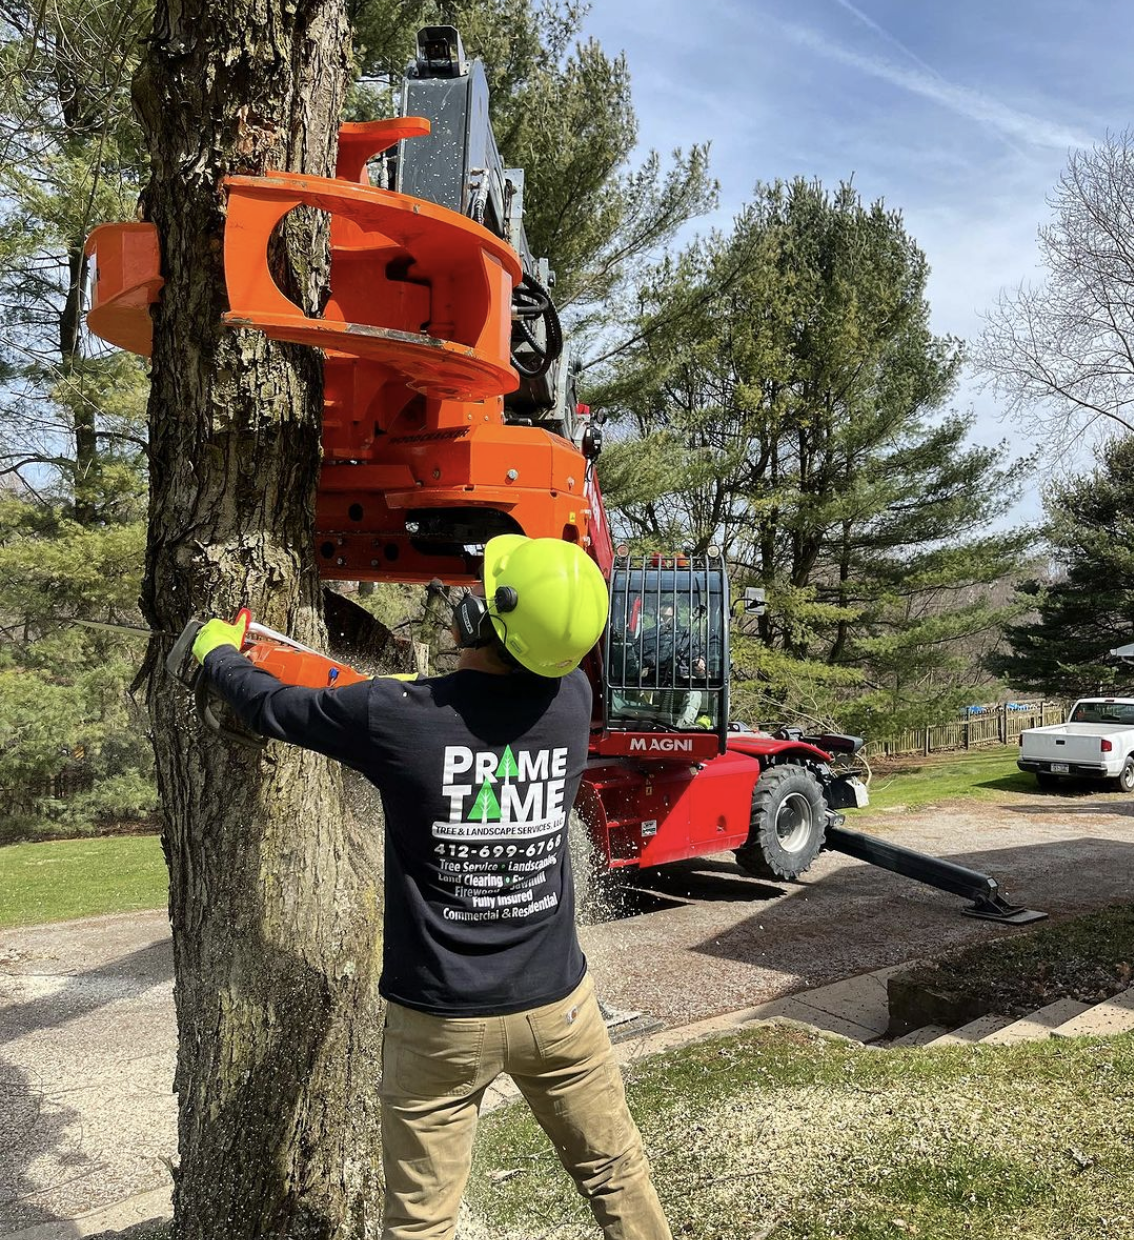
165;612;369;748
76;612;368;749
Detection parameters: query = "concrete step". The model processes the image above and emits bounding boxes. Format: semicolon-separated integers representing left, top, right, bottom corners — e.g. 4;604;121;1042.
1050;986;1134;1038
979;998;1093;1045
890;1024;950;1047
693;965;908;1046
924;1013;1016;1046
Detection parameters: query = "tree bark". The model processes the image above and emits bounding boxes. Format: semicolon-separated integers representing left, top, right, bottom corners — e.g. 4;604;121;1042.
132;4;383;1237
60;241;98;525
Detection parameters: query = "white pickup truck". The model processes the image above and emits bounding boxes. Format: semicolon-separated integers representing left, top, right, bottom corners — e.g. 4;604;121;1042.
1017;698;1134;790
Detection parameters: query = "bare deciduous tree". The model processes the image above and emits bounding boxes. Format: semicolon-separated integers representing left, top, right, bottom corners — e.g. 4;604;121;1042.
977;131;1134;443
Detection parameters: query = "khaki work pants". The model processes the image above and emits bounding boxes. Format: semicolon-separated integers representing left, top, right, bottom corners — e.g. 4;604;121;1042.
379;973;672;1240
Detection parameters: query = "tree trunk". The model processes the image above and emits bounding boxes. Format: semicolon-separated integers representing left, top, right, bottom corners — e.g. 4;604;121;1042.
829;515;853;665
132;4;384;1237
61;243;97;526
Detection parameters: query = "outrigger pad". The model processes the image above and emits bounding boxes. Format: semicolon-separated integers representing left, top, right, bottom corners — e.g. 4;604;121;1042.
964;896;1048;925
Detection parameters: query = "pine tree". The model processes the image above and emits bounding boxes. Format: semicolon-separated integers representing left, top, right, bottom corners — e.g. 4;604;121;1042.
0;5;155;830
991;434;1134;698
0;494;153;834
0;0;150;522
471;778;502;821
594;179;1030;731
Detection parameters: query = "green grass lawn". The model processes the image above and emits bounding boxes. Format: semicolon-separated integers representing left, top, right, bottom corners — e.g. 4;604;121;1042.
0;834;167;929
65;1017;1134;1240
859;744;1036;813
471;1024;1134;1239
897;899;1134;1018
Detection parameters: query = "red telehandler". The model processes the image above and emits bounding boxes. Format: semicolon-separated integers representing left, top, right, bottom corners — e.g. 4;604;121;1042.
85;27;1042;925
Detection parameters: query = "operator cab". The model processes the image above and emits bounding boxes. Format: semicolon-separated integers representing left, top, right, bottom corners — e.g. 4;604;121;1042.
599;550;729;758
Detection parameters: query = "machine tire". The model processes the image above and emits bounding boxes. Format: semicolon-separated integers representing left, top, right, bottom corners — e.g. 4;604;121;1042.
1114;759;1134;793
734;764;827;881
1035;772;1061;790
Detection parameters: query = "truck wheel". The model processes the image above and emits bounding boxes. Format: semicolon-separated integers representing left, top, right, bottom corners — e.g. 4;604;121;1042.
1115;760;1134;793
734;764;827;881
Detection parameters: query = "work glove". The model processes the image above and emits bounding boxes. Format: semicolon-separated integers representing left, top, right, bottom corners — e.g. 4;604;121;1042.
191;609;250;664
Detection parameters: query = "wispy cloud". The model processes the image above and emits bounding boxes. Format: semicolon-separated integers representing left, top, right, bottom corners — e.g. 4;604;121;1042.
828;0;944;81
785;15;1093;153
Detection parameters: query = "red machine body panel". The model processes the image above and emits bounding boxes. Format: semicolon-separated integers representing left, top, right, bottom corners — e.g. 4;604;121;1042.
590;731;721;762
578;735;839;872
725;734;841;767
579;750;764;871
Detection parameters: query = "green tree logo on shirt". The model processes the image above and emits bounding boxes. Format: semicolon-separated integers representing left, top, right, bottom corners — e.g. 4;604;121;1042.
496;746;518;782
471;779;501;822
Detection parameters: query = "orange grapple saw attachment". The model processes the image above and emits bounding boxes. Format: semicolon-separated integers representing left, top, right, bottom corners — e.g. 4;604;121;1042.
166;609;368;748
84;115;593;586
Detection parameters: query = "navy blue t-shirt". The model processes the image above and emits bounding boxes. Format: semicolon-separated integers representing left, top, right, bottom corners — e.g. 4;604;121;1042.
203;647;590;1016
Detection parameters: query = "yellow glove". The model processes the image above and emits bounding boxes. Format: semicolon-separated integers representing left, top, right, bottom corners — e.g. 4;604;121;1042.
191;609;250;664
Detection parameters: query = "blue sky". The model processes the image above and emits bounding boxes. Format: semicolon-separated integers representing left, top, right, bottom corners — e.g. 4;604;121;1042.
581;0;1134;515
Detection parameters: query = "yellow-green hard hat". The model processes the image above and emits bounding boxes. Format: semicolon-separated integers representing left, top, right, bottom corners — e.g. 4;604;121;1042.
482;535;609;677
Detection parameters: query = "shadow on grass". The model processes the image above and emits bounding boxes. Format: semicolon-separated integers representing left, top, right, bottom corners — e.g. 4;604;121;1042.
974;774;1063;793
980;770;1134;805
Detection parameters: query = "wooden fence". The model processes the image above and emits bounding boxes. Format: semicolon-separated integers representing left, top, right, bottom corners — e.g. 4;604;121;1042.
864;702;1066;761
5;764;94;812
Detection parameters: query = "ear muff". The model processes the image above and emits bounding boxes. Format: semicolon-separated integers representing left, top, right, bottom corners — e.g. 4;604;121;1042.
453;590;493;648
454;585;521;648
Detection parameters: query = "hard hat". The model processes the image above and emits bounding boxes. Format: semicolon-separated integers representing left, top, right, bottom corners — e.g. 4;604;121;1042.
482;535;609;677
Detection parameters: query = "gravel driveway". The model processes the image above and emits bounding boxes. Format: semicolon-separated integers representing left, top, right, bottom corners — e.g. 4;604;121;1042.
580;785;1134;1026
3;782;1133;1233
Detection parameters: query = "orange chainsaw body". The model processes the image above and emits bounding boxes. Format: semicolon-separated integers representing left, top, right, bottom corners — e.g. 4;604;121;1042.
241;636;370;690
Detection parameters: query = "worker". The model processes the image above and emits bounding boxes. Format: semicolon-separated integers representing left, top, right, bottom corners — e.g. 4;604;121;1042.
191;534;673;1240
639;603;676;684
641;603;708;728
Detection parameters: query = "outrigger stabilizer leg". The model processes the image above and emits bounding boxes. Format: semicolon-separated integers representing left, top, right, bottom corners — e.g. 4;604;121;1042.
825;825;1048;925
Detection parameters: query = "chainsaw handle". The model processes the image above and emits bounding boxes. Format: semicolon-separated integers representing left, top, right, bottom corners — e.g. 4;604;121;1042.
194;679;268;750
166;611;253;687
166;618;204;690
166;614;267;749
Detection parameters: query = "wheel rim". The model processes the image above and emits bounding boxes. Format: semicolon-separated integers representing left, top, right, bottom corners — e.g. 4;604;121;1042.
775;792;814;853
